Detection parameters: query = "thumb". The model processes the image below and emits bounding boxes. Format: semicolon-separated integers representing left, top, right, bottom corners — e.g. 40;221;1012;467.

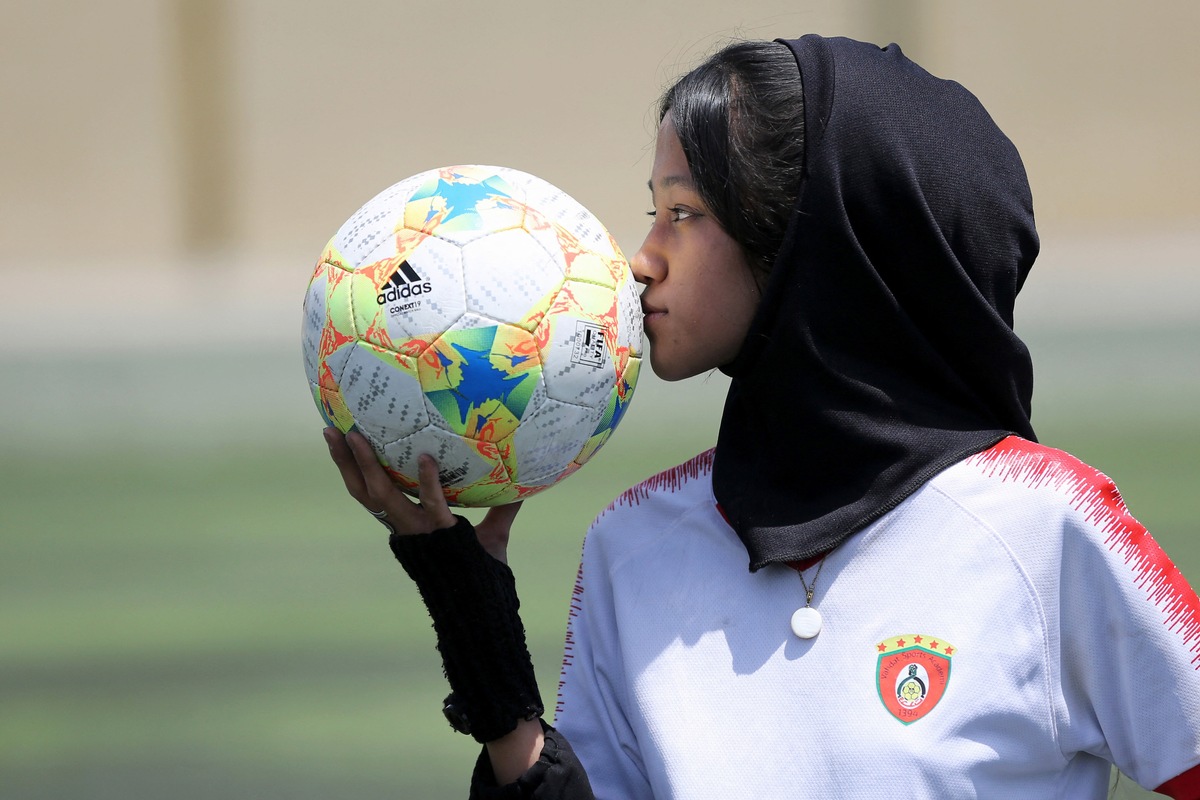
482;500;523;532
475;500;524;563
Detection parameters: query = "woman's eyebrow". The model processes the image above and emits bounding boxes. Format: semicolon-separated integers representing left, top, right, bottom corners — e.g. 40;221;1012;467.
647;174;695;196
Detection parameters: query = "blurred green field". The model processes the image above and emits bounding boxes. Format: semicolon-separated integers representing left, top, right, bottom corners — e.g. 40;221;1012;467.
2;321;1197;799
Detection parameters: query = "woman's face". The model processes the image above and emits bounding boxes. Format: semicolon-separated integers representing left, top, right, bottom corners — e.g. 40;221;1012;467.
631;114;761;382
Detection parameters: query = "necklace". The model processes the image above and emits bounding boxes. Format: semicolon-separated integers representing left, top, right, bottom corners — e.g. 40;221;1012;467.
789;557;826;639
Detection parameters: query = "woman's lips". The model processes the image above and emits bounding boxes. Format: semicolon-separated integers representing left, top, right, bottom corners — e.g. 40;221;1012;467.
641;304;666;325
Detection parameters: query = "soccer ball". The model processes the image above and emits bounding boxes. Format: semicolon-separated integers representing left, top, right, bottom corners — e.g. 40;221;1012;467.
302;165;643;507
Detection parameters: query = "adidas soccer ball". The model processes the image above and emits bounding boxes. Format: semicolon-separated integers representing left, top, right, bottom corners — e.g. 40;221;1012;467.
302;165;643;507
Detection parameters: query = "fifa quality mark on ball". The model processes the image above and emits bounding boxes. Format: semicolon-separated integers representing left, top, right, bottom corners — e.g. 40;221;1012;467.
303;165;645;507
570;321;607;368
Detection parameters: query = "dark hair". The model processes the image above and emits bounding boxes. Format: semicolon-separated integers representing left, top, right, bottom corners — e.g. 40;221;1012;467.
660;41;806;282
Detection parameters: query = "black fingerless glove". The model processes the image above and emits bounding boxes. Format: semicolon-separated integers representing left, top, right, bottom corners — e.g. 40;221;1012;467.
469;720;596;799
388;517;543;743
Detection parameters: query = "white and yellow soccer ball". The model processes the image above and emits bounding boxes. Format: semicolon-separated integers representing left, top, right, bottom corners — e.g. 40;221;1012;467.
302;165;643;507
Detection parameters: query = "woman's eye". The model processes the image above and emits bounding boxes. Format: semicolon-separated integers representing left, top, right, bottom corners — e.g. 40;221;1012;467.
645;206;699;224
646;207;696;222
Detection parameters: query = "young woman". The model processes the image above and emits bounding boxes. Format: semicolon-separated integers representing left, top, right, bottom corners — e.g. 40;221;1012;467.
325;35;1200;799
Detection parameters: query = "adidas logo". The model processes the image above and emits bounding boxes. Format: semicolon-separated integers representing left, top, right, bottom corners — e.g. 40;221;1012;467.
376;260;433;304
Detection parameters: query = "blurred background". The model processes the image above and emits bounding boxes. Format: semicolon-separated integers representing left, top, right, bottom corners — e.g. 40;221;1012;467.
2;1;1197;797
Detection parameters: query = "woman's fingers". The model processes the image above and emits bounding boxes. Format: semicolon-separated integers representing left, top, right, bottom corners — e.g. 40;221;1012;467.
324;427;369;502
325;428;457;535
327;427;405;516
326;430;528;560
346;430;400;506
416;454;456;530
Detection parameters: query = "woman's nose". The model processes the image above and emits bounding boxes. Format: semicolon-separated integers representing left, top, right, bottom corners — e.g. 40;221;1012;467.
630;232;664;286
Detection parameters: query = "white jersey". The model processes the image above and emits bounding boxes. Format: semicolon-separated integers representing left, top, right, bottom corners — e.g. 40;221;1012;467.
554;437;1200;799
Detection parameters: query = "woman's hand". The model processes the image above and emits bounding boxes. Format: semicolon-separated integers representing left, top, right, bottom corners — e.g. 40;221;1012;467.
325;426;455;533
323;427;522;561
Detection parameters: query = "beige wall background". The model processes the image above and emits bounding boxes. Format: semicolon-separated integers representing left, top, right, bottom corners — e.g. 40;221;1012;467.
3;0;1197;352
6;0;1198;252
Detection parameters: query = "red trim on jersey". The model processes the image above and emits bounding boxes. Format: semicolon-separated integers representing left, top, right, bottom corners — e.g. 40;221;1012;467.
968;436;1200;667
606;448;716;512
786;555;827;572
556;560;587;717
1157;762;1200;799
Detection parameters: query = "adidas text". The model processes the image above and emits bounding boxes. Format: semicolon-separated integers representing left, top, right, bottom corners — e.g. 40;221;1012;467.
377;281;432;304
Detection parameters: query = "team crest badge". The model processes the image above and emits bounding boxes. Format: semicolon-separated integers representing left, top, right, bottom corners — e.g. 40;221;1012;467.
875;634;954;724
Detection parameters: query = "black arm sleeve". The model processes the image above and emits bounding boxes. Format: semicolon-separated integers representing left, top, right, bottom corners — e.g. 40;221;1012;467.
390;518;595;797
388;517;543;743
469;721;596;800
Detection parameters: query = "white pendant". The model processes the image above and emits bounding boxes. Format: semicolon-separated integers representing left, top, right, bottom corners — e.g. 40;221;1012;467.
790;606;823;639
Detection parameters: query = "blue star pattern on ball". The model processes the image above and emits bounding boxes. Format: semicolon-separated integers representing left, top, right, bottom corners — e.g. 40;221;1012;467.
408;172;522;235
424;325;539;440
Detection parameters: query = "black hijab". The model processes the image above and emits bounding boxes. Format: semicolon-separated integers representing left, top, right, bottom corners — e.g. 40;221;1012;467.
713;35;1039;571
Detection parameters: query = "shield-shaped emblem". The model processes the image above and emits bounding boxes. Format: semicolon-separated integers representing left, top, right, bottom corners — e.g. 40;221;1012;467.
875;634;954;724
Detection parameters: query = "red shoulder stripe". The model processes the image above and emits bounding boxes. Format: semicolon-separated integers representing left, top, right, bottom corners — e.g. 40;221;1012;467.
967;436;1200;667
605;448;716;512
1157;761;1200;800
